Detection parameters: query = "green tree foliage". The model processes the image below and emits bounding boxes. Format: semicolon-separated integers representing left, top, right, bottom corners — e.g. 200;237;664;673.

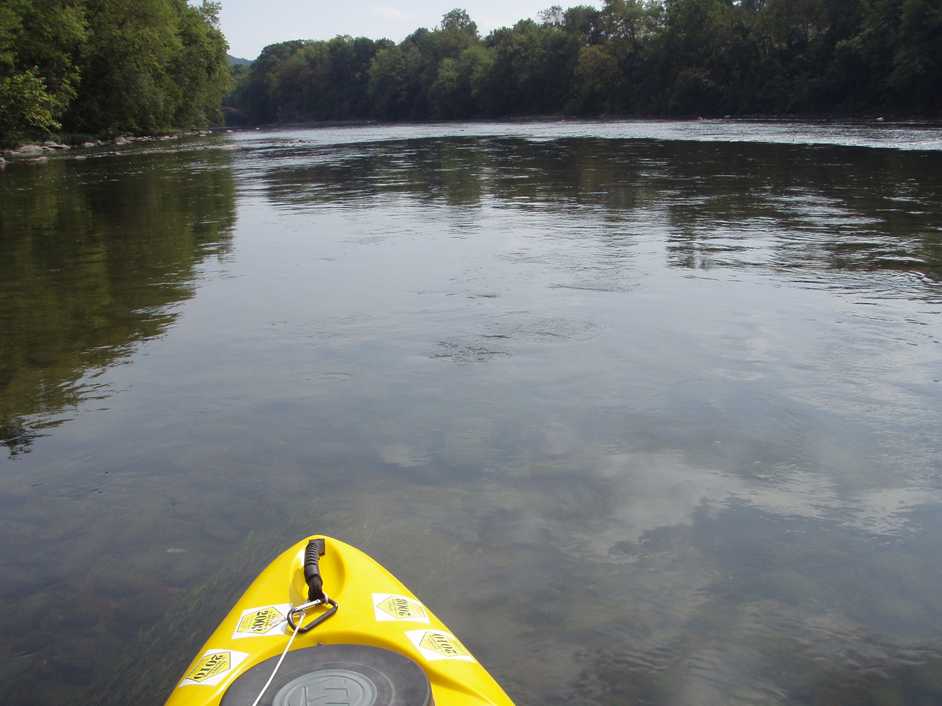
368;42;424;120
67;0;230;133
0;0;230;146
890;0;942;111
575;44;622;113
226;2;941;124
171;1;232;127
68;0;182;132
232;37;387;124
0;0;87;146
0;69;63;145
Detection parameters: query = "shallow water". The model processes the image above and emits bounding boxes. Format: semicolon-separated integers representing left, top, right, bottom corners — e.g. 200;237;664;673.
1;120;941;705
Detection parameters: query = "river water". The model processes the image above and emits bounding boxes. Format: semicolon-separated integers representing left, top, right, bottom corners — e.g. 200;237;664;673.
1;120;941;705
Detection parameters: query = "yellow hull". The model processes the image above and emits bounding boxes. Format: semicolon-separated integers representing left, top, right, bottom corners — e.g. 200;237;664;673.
165;535;514;706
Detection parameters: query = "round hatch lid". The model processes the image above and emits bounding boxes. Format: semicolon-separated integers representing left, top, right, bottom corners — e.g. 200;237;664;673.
220;644;432;706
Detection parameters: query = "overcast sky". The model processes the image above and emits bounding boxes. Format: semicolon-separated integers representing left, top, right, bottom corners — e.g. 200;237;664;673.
219;0;599;59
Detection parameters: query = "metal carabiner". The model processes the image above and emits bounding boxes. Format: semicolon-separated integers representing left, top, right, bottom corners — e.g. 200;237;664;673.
286;596;339;634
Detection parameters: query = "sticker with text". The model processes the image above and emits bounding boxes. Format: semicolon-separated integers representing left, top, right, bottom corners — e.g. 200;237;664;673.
372;593;430;624
232;604;291;639
406;630;475;662
178;649;248;687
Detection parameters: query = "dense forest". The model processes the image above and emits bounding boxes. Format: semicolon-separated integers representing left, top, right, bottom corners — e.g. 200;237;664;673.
0;0;230;147
3;0;940;146
228;0;942;124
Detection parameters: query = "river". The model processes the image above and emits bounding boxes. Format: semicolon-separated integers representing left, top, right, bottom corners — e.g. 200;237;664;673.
1;120;941;705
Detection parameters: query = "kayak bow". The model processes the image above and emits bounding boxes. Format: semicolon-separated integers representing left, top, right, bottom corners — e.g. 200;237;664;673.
165;535;514;706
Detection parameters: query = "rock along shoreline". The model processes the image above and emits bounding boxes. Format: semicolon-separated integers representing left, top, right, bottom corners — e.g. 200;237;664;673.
0;130;215;167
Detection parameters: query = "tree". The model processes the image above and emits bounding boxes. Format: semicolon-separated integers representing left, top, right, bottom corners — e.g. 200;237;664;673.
460;44;496;113
574;44;622;112
441;8;478;37
220;0;942;125
240;40;308;124
0;0;87;145
66;0;182;132
430;57;462;117
0;70;62;145
368;43;424;119
540;6;566;27
564;5;605;44
891;0;942;111
170;0;231;127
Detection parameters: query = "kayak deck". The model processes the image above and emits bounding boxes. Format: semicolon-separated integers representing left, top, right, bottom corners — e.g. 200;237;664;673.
165;535;513;706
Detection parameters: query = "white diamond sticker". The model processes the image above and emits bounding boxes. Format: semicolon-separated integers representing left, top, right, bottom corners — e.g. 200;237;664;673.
372;593;430;624
231;604;291;639
406;630;475;662
178;649;248;687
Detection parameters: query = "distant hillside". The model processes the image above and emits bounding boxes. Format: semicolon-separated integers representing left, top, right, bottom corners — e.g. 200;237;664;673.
227;54;252;66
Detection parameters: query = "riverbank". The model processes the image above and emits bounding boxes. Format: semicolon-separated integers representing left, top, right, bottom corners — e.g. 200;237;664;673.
5;114;940;170
0;130;218;167
224;112;942;134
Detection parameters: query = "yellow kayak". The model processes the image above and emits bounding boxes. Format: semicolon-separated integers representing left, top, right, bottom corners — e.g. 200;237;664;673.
165;535;514;706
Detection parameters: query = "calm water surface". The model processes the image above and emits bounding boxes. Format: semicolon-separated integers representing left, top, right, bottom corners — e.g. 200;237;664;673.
1;121;941;705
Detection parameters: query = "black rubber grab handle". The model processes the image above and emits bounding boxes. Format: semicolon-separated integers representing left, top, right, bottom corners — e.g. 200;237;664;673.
304;538;326;602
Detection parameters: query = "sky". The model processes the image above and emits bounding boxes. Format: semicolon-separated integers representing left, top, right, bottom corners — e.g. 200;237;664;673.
219;0;599;59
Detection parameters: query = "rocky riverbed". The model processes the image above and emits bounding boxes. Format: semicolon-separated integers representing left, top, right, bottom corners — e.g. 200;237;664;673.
0;131;214;164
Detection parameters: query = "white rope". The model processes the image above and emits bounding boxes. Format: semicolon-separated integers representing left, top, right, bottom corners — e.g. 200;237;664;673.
248;613;303;706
